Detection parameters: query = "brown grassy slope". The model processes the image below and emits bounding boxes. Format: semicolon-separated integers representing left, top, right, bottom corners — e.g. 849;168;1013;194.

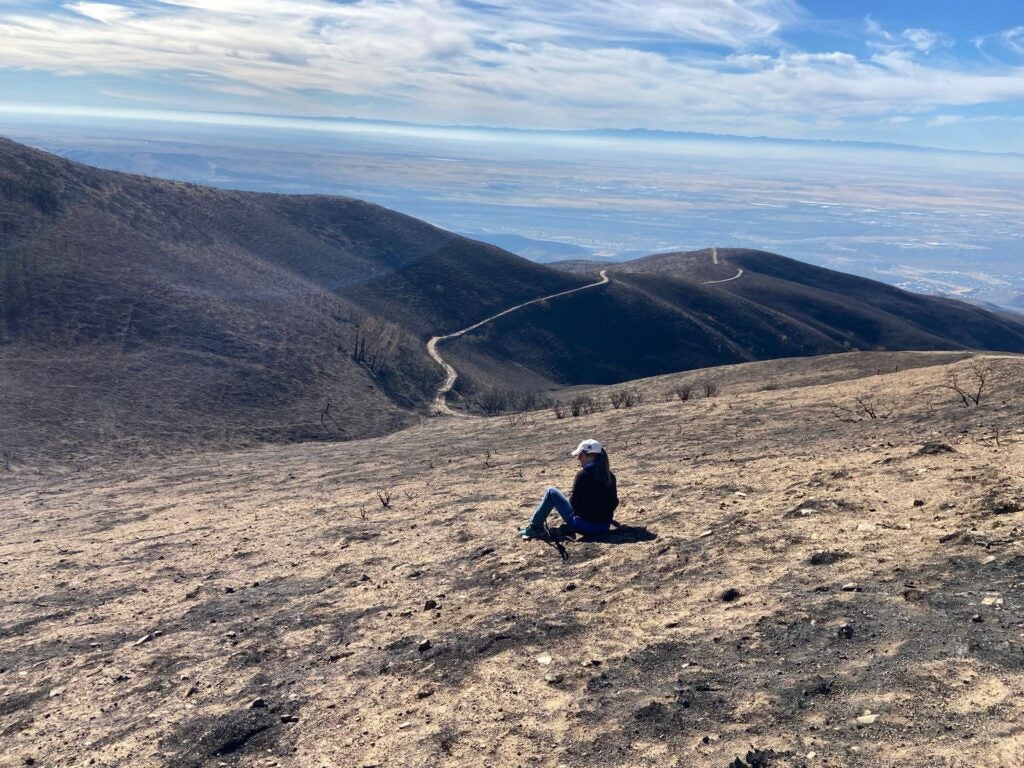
0;138;583;464
2;353;1024;767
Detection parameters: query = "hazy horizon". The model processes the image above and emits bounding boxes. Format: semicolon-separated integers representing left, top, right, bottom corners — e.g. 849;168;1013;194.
5;107;1024;308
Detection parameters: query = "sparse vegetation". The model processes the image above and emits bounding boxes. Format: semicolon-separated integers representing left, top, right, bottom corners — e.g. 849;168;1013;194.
350;316;401;374
670;384;694;402
473;388;517;417
829;394;895;421
943;360;993;407
570;395;602;417
703;381;720;398
320;401;343;435
609;388;644;409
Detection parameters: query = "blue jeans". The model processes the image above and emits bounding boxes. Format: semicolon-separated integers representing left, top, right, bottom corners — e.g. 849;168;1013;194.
530;487;609;536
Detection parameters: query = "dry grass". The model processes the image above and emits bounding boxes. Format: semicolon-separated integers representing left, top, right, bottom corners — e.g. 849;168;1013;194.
2;353;1024;767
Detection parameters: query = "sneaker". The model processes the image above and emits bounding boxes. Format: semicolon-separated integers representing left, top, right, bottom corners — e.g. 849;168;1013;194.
519;522;547;540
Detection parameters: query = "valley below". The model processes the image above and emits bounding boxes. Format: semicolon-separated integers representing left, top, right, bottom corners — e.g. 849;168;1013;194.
3;351;1024;768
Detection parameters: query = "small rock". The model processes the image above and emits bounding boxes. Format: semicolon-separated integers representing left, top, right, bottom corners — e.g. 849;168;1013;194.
224;586;235;594
408;570;423;579
841;582;861;592
971;614;984;623
134;633;154;646
720;588;741;603
856;522;877;532
982;555;997;565
580;659;602;668
544;672;564;685
415;686;434;699
536;653;553;666
249;698;268;709
48;686;66;698
563;582;577;592
916;442;956;456
809;550;850;566
913;499;926;507
423;599;438;611
417;639;432;653
280;714;299;723
837;623;855;639
698;530;713;538
903;586;927;602
664;620;680;629
225;630;237;639
856;712;879;725
359;574;371;582
22;758;36;767
397;721;413;730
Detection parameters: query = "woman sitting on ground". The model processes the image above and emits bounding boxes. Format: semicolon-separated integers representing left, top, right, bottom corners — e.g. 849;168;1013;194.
520;438;619;539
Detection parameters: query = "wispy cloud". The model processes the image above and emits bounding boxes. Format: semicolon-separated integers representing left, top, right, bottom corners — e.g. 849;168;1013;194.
0;1;1022;147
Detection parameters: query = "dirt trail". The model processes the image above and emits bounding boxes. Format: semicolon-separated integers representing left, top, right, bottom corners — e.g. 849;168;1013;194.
703;247;744;284
427;270;609;414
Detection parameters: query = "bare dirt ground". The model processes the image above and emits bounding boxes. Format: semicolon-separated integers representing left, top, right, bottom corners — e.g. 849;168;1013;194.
2;352;1024;768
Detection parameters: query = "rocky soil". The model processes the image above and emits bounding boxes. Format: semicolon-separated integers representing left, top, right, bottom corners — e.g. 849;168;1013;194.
2;352;1023;767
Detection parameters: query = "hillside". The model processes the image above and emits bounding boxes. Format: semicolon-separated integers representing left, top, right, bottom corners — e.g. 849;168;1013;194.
6;137;1024;462
0;138;583;463
443;248;1024;402
3;352;1024;767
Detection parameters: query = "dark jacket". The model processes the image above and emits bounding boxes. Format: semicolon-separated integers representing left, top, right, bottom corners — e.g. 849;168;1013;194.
569;464;619;525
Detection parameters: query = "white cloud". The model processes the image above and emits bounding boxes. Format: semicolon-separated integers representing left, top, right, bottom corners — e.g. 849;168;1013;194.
900;28;950;54
928;115;963;127
0;0;1022;143
64;2;134;23
1002;26;1024;55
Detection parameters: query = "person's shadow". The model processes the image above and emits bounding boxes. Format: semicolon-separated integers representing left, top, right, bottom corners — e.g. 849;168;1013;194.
582;524;657;544
543;523;656;559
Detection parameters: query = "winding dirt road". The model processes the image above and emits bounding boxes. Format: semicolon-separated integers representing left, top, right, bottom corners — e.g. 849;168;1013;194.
428;247;740;415
702;247;744;284
428;270;609;414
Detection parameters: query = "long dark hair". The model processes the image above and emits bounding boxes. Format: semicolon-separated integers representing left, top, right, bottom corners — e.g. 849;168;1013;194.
589;448;613;486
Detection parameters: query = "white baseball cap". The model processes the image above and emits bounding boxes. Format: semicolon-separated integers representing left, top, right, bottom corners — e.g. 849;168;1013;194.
571;438;604;457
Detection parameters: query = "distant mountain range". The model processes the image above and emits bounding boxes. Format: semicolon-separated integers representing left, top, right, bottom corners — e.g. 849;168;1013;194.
462;232;594;264
3;137;1023;461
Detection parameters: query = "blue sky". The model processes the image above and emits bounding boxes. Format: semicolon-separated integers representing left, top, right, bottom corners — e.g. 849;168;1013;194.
1;1;1023;152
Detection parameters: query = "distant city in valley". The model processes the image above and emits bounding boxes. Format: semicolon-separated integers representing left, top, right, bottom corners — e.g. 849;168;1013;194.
5;110;1023;308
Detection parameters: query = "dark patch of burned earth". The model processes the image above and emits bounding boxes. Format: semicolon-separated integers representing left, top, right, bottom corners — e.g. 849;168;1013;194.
160;707;289;768
370;612;582;688
154;576;386;766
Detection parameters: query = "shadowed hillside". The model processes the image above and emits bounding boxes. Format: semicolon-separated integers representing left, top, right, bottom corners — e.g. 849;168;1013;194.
444;248;1024;403
0;138;583;463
